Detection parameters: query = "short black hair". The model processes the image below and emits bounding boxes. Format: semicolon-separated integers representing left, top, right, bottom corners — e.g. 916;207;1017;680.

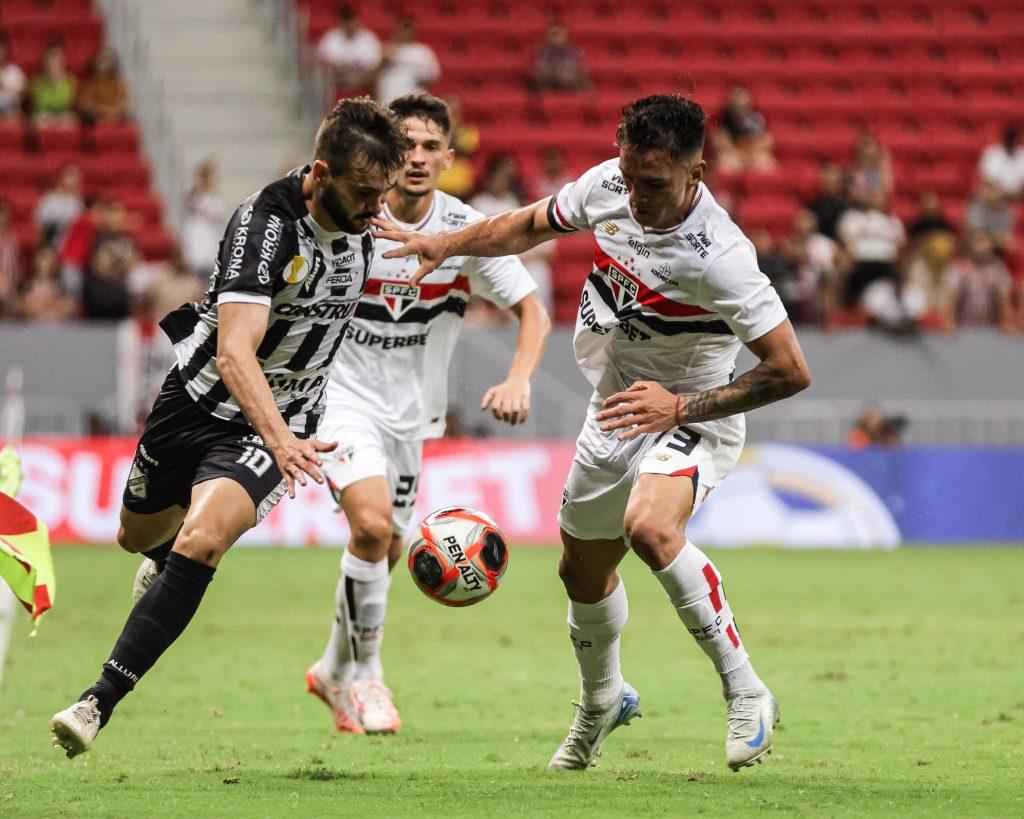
315;96;411;177
389;93;452;136
616;94;706;161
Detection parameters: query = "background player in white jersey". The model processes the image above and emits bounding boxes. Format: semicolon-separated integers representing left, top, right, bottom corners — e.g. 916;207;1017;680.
306;94;550;734
49;99;410;759
375;95;811;771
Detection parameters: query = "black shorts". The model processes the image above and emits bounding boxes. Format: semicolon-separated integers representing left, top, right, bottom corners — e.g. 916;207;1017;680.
122;370;287;521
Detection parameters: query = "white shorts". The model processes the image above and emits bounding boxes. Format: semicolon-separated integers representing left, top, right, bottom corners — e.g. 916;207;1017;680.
317;411;424;537
558;396;745;542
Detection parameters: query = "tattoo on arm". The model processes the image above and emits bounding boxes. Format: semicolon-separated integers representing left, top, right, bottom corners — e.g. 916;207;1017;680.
681;361;797;424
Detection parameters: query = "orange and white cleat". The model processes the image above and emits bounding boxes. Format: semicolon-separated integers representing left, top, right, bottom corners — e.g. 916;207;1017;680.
350;678;402;734
305;663;364;734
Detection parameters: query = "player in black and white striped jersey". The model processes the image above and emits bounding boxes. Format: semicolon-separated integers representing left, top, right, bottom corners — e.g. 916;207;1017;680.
49;99;411;759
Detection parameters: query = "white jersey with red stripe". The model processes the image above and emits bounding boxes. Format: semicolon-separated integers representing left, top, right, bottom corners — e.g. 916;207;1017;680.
548;159;787;399
325;191;537;440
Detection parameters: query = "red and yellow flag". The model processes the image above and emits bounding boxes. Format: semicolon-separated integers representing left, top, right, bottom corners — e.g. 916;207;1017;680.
0;492;55;629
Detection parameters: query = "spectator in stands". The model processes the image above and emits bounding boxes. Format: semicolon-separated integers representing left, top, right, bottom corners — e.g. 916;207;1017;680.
181;160;227;278
141;245;204;322
30;45;76;122
807;161;848;241
751;228;800;316
847;132;893;204
10;247;75;322
318;5;381;98
716;86;775;172
943;230;1016;331
437;94;479;198
848;407;906;449
82;199;138;320
0;37;27;118
0;204;20;314
965;179;1016;253
76;48;131;124
35;164;84;248
468;154;553;317
783;208;840;324
906;191;957;326
59;197;103;296
531;24;589;93
978;124;1024;200
837;189;906;309
470;153;524;216
531;147;572;199
375;19;439;104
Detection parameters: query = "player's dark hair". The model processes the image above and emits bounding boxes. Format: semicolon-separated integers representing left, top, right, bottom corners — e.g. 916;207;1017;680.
616;94;706;160
314;96;411;178
389;93;452;136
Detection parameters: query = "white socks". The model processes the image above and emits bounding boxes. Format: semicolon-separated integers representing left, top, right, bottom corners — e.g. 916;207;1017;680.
655;541;764;698
320;551;391;684
567;580;628;712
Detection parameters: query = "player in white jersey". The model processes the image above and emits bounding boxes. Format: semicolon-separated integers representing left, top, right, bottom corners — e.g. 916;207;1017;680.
376;95;811;771
306;94;550;734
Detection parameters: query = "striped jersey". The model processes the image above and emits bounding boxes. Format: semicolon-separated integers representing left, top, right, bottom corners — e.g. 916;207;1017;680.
548;159;787;398
160;166;371;436
324;192;536;440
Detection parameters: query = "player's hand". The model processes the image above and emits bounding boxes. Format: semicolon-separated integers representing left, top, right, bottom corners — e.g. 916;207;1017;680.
481;377;531;426
270;433;338;499
596;381;679;441
371;217;449;285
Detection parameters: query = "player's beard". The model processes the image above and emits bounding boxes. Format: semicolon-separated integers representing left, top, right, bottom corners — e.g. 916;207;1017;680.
320;182;366;234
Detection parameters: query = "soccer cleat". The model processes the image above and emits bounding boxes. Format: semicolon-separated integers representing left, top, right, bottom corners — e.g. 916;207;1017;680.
131;558;159;604
726;688;780;771
305;663;364;734
547;682;642;771
350;678;402;734
0;445;23;498
50;696;101;759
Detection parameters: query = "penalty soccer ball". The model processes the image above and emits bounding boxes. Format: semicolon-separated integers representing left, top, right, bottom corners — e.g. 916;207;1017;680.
407;507;509;607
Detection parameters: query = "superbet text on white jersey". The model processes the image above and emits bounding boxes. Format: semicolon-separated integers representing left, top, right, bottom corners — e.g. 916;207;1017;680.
548;159;788;398
325;192;537;440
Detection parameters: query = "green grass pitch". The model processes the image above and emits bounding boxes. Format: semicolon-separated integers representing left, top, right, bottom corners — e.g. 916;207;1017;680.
1;545;1022;816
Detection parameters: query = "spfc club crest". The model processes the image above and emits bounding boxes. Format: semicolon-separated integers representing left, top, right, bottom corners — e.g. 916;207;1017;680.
606;266;639;311
380;281;421;320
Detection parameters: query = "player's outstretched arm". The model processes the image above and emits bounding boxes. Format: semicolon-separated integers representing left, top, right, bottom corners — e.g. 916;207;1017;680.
372;197;563;286
596;319;811;440
217;302;337;498
481;292;552;426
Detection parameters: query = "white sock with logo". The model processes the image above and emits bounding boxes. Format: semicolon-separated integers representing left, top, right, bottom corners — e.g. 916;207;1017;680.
320;551;391;684
655;541;764;699
567;580;628;712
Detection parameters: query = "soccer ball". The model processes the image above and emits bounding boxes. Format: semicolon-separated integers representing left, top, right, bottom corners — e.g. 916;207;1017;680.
407;507;509;607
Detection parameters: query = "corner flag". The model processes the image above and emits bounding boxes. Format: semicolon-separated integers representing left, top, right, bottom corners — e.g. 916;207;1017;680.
0;491;55;630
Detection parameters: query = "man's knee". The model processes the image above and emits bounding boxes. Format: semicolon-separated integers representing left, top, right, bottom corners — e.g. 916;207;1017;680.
116;525;144;554
557;550;614;603
348;509;394;557
174;521;232;566
624;508;684;570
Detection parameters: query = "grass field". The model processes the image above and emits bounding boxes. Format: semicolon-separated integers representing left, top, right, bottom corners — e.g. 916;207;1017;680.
1;545;1022;816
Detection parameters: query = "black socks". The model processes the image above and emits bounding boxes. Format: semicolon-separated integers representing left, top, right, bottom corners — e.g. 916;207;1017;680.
141;533;178;572
81;552;215;726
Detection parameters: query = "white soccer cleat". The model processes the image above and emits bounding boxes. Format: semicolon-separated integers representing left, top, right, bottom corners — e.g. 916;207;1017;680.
726;688;780;771
305;663;364;734
547;682;642;771
350;678;402;734
50;696;101;759
131;558;159;604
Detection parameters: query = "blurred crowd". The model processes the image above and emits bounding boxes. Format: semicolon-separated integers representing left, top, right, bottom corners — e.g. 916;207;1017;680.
5;9;1023;335
709;87;1023;334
